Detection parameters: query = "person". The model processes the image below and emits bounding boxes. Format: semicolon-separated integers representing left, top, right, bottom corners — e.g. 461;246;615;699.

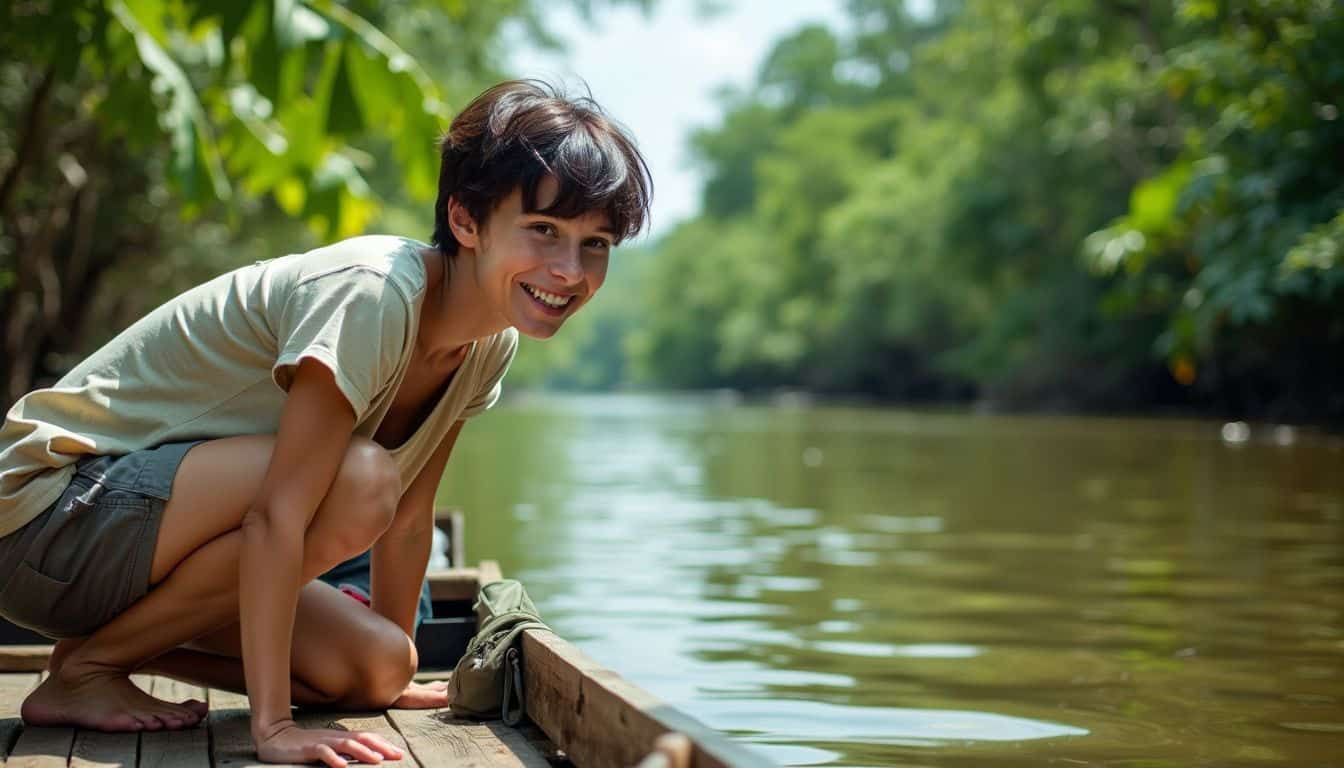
0;79;651;767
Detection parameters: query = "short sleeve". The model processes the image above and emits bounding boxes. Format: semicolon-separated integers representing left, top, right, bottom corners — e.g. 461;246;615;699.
460;328;518;420
271;269;411;422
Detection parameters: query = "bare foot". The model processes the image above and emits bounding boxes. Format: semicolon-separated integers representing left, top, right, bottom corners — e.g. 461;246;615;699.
391;679;450;709
21;662;208;732
46;636;87;675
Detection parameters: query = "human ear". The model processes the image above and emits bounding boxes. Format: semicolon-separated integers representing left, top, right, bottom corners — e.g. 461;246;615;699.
447;198;481;249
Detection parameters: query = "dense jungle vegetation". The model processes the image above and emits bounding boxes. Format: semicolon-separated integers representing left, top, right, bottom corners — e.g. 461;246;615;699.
592;0;1342;423
3;1;1341;423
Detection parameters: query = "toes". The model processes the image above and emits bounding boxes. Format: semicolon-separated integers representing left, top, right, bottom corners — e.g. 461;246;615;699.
106;713;145;732
133;713;165;731
153;705;195;729
161;705;191;723
156;712;186;729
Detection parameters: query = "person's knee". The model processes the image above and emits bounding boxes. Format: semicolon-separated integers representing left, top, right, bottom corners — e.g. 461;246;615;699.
339;437;400;512
314;438;400;562
341;623;416;709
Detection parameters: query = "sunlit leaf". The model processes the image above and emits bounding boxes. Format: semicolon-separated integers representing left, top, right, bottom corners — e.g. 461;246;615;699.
326;43;365;135
110;0;230;202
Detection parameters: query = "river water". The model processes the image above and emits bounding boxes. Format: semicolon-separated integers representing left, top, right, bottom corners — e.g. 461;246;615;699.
439;393;1344;767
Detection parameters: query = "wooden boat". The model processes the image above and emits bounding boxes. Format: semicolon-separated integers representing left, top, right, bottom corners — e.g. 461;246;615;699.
0;511;776;768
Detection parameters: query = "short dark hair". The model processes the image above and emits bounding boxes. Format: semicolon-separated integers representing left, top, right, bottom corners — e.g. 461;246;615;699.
431;80;653;254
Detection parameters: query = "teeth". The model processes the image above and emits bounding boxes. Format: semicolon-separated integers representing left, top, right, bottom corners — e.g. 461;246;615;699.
524;283;571;309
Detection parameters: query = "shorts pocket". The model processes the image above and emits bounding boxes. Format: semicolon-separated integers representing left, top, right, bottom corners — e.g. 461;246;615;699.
0;492;155;639
0;561;89;639
23;496;96;585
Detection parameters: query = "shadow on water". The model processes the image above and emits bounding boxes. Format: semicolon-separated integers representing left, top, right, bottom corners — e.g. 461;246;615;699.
439;393;1344;767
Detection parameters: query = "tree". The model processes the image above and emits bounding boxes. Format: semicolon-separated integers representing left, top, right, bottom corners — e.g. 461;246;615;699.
1085;0;1344;418
631;0;1343;421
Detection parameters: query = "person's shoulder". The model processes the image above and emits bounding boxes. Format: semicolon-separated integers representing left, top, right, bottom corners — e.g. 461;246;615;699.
289;235;429;303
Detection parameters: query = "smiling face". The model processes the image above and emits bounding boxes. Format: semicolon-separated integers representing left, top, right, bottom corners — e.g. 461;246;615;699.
448;175;614;340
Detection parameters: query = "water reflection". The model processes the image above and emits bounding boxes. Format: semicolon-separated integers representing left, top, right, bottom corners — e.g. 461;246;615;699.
439;393;1344;766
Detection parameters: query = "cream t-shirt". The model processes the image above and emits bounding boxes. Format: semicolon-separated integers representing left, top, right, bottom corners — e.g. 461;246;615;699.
0;235;517;538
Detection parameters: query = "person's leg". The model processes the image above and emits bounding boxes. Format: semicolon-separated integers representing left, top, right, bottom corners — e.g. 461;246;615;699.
318;549;435;637
21;434;403;732
140;579;417;710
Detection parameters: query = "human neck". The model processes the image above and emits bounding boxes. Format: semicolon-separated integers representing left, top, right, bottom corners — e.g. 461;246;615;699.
416;246;509;361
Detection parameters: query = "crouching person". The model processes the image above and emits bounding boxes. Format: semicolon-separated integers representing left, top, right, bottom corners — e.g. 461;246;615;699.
0;79;651;767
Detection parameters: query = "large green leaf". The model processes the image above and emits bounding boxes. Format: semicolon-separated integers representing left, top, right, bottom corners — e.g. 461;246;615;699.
326;43;365;136
110;0;231;203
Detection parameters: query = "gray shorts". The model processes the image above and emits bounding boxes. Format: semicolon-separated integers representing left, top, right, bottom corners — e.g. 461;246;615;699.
0;440;205;639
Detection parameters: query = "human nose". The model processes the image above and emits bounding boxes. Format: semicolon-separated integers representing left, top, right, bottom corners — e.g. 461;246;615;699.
548;243;584;286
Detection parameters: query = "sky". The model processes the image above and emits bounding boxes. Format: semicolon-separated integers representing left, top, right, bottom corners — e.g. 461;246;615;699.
505;0;847;242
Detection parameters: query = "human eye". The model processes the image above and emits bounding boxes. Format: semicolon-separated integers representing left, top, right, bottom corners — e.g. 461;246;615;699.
529;222;557;237
584;237;612;250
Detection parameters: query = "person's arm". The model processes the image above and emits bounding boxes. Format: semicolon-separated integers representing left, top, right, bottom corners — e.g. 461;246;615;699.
365;419;464;711
371;419;465;635
245;358;402;767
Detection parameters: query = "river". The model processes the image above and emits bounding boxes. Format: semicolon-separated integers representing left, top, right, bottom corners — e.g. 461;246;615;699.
439;393;1344;767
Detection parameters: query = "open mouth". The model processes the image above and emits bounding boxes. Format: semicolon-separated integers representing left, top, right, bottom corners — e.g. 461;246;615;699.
521;282;574;314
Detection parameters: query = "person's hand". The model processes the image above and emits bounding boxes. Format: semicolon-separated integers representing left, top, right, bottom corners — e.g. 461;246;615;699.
391;679;451;709
255;720;404;767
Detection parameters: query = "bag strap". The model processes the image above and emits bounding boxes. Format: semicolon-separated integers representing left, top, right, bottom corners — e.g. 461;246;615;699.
501;646;524;725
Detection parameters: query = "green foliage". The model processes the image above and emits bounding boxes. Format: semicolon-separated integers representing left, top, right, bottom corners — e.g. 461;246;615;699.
1083;0;1344;407
626;0;1343;420
3;0;460;237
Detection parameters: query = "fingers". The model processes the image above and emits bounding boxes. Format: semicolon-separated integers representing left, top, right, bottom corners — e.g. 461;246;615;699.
314;740;378;768
313;730;403;766
355;731;404;760
334;737;385;765
314;744;348;768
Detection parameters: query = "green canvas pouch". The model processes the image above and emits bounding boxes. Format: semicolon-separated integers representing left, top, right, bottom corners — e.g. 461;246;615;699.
447;578;551;724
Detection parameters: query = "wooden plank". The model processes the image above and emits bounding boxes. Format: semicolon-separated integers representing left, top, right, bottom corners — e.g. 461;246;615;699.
634;733;693;768
208;689;249;710
147;676;206;710
207;688;275;768
426;569;482;602
128;675;153;695
0;647;51;673
445;510;466;568
138;677;208;768
511;720;569;767
477;561;502;586
7;724;74;768
521;630;775;768
8;670;69;768
386;708;548;768
69;729;138;768
411;671;452;684
209;690;397;768
0;674;40;763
